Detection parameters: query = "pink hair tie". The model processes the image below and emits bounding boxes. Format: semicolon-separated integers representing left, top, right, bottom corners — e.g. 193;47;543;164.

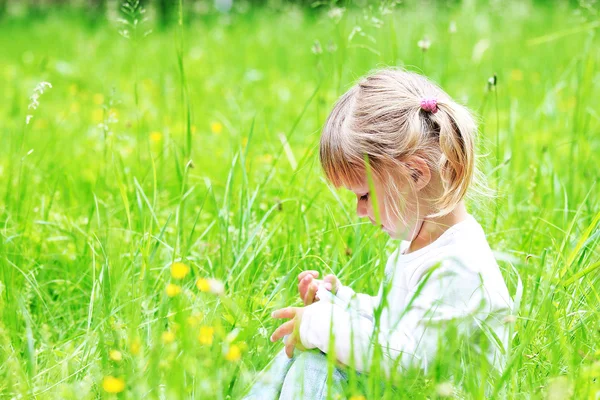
420;97;438;114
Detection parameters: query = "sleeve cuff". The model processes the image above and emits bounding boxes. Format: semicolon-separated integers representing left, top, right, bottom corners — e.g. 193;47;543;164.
335;284;355;305
299;301;340;350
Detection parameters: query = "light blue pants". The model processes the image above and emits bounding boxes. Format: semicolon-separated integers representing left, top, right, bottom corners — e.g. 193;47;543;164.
243;348;348;400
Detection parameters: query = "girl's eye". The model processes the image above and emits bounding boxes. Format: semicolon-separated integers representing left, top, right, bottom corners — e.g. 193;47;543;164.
360;193;369;201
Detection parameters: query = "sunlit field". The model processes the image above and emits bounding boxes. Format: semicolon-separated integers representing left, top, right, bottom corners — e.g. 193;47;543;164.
1;0;599;398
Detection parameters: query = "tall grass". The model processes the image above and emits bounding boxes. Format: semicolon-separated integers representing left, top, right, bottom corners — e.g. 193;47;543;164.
0;1;599;398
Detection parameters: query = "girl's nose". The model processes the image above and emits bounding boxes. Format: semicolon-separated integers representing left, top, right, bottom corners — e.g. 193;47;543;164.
356;200;368;218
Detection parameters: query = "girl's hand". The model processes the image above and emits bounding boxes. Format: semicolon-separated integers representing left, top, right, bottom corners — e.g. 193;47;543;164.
297;270;340;305
270;307;305;358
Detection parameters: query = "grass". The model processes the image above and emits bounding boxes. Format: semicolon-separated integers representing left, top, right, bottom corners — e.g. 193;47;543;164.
0;1;599;398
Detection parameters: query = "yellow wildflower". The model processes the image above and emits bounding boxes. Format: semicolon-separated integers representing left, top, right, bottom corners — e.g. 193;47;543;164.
166;283;181;297
225;344;241;361
150;131;162;142
109;350;122;362
130;337;141;356
196;278;225;295
258;154;273;163
187;313;203;327
170;262;190;280
92;108;103;123
210;121;223;134
198;326;214;345
349;396;366;400
196;278;211;292
102;376;125;393
70;102;80;113
93;93;104;105
510;69;524;81
162;331;176;344
33;119;48;129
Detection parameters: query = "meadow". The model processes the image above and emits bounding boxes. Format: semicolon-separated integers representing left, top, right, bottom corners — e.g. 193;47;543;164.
1;0;599;398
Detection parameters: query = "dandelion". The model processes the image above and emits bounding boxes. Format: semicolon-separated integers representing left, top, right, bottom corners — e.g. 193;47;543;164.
418;36;431;51
161;331;176;344
225;344;241;361
349;396;366;400
196;278;225;295
210;121;223;134
198;326;214;345
102;376;125;393
109;350;122;362
170;262;190;280
149;131;162;142
166;283;181;298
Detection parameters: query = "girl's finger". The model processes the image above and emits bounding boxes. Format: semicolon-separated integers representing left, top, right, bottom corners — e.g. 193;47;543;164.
270;320;295;342
298;276;310;299
304;281;318;305
298;270;319;282
272;307;296;319
323;274;339;292
284;335;296;358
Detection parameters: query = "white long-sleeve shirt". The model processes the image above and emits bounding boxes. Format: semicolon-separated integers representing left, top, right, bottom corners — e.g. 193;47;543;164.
299;214;513;376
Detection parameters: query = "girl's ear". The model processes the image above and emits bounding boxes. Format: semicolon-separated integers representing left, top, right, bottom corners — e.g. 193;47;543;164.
405;156;431;191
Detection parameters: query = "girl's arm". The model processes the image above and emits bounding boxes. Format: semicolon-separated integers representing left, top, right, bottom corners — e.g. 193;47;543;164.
334;285;380;320
298;259;509;375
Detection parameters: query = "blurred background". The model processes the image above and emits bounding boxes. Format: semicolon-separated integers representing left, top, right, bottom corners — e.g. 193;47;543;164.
1;0;599;398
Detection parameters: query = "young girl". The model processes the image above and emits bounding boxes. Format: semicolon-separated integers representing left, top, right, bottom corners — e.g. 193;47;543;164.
244;68;513;399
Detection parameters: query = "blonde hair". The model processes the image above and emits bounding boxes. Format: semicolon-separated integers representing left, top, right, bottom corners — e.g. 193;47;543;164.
319;68;479;219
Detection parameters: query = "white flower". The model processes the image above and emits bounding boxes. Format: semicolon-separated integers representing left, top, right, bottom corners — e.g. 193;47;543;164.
327;7;344;22
449;21;457;34
436;382;454;397
311;40;322;55
418;37;431;51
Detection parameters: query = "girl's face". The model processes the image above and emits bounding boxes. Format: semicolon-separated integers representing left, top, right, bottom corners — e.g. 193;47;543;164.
345;171;426;241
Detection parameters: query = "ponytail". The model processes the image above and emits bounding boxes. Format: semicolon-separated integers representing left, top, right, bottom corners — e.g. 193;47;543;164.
432;101;476;215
